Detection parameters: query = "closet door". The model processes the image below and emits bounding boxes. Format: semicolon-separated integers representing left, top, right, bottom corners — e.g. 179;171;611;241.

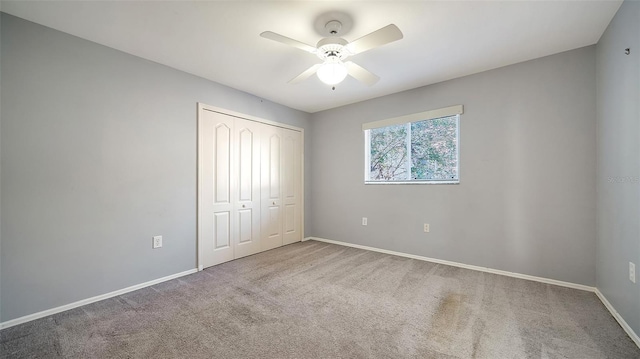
199;110;235;268
198;104;304;269
261;125;283;251
282;128;302;245
233;118;261;258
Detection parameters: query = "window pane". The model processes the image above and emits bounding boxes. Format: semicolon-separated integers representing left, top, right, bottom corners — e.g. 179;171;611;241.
369;124;408;181
410;116;458;180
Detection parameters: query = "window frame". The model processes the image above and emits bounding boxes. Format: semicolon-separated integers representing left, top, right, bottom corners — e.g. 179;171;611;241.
363;106;462;185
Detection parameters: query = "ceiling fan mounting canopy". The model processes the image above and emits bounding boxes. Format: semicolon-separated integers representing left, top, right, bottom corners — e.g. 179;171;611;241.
313;12;354;37
324;20;343;35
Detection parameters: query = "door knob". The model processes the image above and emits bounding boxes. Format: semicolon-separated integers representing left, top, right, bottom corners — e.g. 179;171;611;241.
272;201;276;205
242;204;245;208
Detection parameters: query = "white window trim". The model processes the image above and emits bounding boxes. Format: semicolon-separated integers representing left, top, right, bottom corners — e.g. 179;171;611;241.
363;105;462;185
362;105;463;130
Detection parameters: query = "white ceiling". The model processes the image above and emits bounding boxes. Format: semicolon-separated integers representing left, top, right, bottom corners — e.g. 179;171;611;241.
2;1;622;113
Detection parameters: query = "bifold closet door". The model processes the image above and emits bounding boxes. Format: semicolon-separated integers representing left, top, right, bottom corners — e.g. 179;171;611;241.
200;113;262;268
199;110;235;268
282;128;302;245
232;118;262;259
199;106;302;269
261;124;283;251
261;126;303;250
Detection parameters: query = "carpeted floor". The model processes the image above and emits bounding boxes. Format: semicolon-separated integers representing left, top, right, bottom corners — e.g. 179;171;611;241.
1;240;639;358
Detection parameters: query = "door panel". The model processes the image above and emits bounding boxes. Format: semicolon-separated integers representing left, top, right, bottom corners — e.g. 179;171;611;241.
284;204;295;234
268;206;281;236
238;209;252;244
214;212;230;249
282;129;302;245
199;110;235;268
283;135;295;200
262;127;283;251
233;119;261;258
238;128;253;202
215;124;231;204
269;135;281;200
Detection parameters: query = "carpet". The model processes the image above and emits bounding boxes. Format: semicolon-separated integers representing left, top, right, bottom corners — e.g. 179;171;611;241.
1;240;639;358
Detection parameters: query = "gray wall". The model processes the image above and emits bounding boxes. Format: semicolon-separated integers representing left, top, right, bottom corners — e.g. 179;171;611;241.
0;13;311;322
596;1;640;337
310;46;597;286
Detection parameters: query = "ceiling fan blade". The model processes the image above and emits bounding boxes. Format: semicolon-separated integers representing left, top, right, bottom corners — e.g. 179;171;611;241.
345;24;403;55
260;31;317;53
345;61;380;86
288;64;322;84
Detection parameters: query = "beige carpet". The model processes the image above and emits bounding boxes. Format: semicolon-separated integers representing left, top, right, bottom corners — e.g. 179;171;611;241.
1;240;639;358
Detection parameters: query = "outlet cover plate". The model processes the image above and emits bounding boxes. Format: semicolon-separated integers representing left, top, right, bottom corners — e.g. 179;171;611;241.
153;235;163;249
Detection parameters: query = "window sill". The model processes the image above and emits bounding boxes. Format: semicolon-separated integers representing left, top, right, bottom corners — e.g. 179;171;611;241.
364;180;460;185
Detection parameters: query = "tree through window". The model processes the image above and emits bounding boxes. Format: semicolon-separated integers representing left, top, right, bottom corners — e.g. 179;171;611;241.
365;114;459;183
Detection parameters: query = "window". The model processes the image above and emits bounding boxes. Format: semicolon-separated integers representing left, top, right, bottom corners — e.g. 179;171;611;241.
363;106;462;184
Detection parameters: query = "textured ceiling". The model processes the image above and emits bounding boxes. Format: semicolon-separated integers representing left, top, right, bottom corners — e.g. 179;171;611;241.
2;1;622;113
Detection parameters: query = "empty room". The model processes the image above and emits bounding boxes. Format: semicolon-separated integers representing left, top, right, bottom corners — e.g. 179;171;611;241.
1;0;639;358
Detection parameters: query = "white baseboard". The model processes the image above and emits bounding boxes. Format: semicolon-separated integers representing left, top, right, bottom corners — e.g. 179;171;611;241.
595;289;640;348
0;268;198;330
304;237;595;292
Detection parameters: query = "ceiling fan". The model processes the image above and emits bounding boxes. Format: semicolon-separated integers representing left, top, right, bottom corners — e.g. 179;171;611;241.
260;20;403;87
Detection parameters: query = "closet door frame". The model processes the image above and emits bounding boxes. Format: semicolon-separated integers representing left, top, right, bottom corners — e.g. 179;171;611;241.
197;103;304;271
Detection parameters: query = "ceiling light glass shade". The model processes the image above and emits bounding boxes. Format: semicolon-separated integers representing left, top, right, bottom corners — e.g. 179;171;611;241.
316;61;348;85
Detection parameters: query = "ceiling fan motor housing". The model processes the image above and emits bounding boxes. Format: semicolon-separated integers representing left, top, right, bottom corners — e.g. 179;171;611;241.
316;37;350;61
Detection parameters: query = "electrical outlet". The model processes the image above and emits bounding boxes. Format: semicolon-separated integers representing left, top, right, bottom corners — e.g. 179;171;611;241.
153;235;163;249
424;223;430;233
630;262;636;284
362;217;367;226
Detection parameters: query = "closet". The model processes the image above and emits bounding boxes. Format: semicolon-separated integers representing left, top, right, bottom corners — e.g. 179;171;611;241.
198;105;303;269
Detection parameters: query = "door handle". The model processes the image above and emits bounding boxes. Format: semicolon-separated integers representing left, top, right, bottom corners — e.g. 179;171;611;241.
242;204;246;208
272;201;276;205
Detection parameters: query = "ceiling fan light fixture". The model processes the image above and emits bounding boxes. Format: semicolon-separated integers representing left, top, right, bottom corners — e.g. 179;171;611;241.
316;61;348;85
